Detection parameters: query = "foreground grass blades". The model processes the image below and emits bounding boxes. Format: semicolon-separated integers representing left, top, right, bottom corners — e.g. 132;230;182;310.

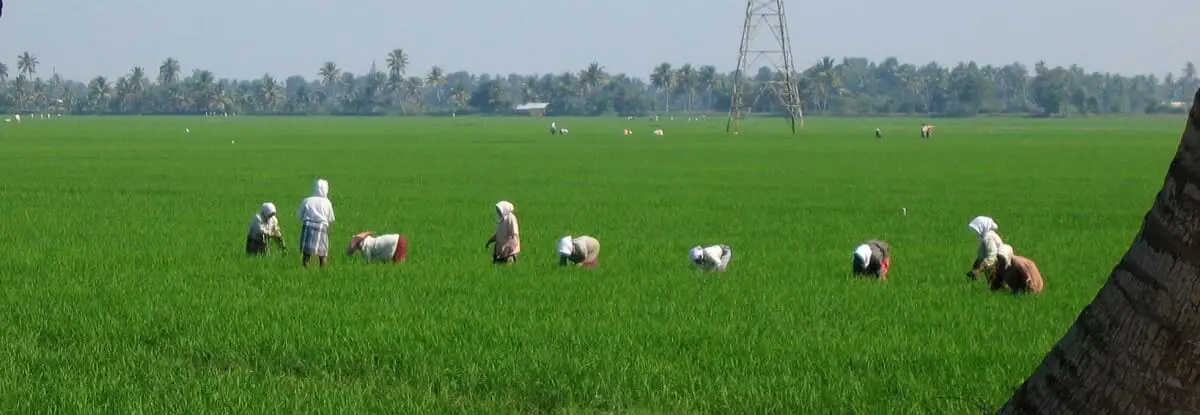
0;115;1182;412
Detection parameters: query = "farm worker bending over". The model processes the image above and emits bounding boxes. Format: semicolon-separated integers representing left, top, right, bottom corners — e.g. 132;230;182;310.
920;123;935;138
486;201;520;264
557;235;600;267
852;239;891;280
966;216;1004;281
298;178;335;268
346;231;409;263
690;244;732;272
246;202;286;255
993;244;1045;294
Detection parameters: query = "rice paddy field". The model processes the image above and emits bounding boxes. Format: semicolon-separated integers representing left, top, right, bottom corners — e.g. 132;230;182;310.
0;114;1185;413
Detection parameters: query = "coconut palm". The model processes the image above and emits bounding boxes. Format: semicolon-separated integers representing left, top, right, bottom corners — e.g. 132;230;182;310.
386;49;408;77
580;62;605;93
317;61;341;109
650;63;675;111
425;66;446;106
676;64;697;112
999;90;1200;412
158;57;180;84
17;51;37;78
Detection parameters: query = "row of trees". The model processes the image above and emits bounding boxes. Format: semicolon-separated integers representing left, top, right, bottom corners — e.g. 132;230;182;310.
0;49;1196;117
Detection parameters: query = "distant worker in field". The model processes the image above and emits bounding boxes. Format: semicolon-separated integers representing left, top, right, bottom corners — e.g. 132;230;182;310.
852;239;891;280
549;121;558;134
486;201;521;264
557;235;600;267
246;202;286;255
992;244;1045;294
346;231;409;264
298;178;336;268
966;216;1004;281
920;123;935;138
690;244;732;272
875;128;883;139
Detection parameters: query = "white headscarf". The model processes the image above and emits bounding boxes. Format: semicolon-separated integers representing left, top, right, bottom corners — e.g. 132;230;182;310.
313;179;329;198
689;246;704;262
853;244;871;265
557;236;573;256
968;216;998;239
495;201;514;220
260;202;277;217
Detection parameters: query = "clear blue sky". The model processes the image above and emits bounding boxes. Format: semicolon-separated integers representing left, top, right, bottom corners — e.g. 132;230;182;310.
0;0;1194;81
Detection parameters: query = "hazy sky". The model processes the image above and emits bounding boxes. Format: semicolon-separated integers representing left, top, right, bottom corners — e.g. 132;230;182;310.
0;0;1194;82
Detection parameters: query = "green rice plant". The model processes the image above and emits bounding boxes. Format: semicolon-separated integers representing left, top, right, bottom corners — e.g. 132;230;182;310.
0;115;1181;413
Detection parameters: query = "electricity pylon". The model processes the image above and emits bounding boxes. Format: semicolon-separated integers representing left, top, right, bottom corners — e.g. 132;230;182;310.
726;0;804;134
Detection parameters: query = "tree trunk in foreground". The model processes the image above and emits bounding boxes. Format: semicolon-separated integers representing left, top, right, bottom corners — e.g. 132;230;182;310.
999;89;1200;414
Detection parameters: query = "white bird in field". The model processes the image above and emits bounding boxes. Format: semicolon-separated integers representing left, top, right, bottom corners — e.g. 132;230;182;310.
559;128;569;135
623;128;632;136
653;129;664;136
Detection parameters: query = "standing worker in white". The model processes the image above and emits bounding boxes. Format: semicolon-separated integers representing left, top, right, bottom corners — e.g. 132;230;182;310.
690;244;732;272
298;178;335;268
486;201;521;264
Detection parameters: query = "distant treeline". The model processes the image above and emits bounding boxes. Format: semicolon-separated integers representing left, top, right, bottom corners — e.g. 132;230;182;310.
0;50;1196;117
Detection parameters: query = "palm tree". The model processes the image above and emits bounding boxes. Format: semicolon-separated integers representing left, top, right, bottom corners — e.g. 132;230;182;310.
425;66;447;107
17;51;37;78
697;65;717;112
650;63;675;112
386;49;408;77
384;74;404;111
258;74;283;113
0;62;7;83
580;62;605;93
999;91;1200;412
158;57;180;85
813;56;840;113
403;76;424;112
86;76;111;113
318;61;340;109
188;69;216;113
676;64;697;112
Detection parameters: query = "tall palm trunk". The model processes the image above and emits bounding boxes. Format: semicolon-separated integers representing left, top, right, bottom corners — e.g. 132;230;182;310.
999;88;1200;413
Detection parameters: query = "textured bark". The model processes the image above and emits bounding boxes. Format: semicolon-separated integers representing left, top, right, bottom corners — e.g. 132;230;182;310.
998;89;1200;414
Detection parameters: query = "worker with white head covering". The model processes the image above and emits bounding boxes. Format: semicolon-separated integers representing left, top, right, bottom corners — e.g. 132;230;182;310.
246;202;286;255
966;216;1004;281
298;178;335;268
485;201;520;264
346;231;408;264
557;235;600;267
690;244;732;272
852;239;891;280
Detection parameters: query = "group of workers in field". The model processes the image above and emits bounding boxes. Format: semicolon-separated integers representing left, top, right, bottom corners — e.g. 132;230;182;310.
849;216;1044;294
245;180;1042;295
245;179;730;272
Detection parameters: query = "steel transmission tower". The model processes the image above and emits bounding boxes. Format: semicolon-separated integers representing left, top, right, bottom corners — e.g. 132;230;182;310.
726;0;803;134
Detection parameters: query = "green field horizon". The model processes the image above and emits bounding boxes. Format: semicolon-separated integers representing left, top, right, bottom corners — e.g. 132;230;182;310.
0;115;1182;413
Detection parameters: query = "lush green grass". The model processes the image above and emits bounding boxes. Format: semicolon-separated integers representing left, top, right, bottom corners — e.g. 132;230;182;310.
0;114;1183;413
